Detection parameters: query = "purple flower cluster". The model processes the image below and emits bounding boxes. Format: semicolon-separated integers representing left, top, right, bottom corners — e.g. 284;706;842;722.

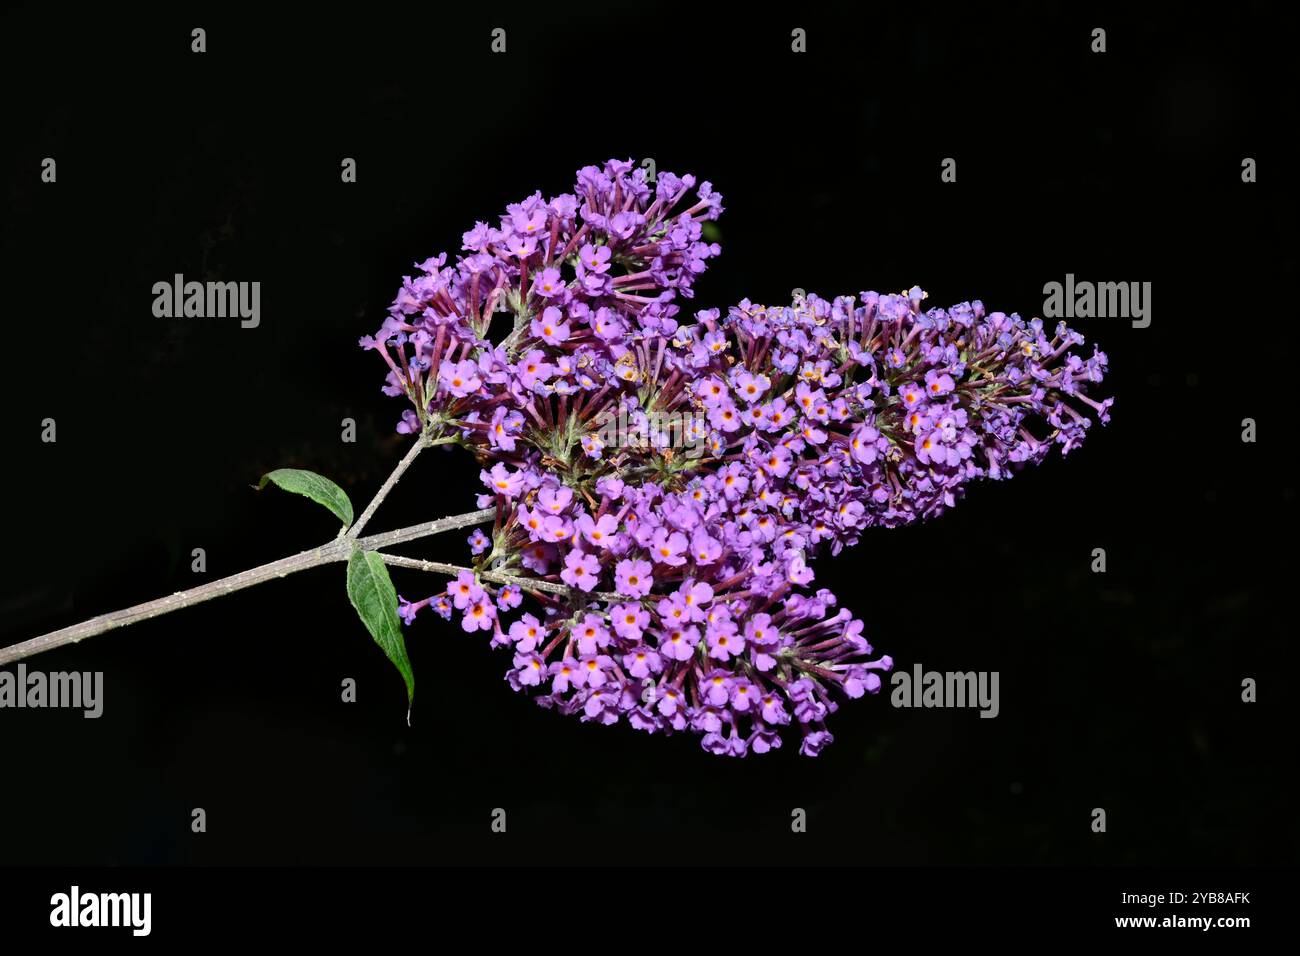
452;477;889;756
684;289;1114;542
369;160;1113;756
359;157;722;441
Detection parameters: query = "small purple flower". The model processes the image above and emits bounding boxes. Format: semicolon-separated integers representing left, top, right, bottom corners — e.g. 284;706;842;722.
579;243;612;273
924;368;956;397
733;370;770;403
799;730;835;757
512;207;547;236
467;528;491;555
512;651;545;687
660;625;699;662
717;463;749;501
615;558;654;597
506;233;537;259
395;409;420;435
449;571;482;611
533;267;565;298
495;584;523;611
397;595;425;626
573;615;611;655
649;528;688;566
578;654;614;688
482;462;524;499
706;621;744;661
575;512;619;548
690;531;722;565
517;350;553;389
560;550;601;592
612;602;650;640
439;359;482;398
675;579;714;619
488;407;524;452
537;485;573;515
531;306;570;345
701;670;732;707
541;514;574;545
608;210;643;239
508;613;544;652
461;597;496;632
548;657;580;693
623;646;662;679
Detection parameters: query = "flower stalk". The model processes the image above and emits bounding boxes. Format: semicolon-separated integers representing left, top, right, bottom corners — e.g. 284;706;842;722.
0;450;495;667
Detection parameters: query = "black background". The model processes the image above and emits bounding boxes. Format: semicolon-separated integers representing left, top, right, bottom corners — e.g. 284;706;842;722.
0;1;1294;869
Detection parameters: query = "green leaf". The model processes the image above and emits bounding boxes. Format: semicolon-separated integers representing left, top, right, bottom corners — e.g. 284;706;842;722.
345;548;414;714
258;468;354;527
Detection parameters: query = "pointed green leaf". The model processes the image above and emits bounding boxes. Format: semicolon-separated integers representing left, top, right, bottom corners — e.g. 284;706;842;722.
259;468;354;527
345;548;414;711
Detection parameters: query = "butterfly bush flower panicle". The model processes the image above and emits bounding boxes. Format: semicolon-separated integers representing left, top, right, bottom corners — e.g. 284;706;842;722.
372;161;1112;757
673;287;1114;546
362;158;723;443
400;474;892;757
